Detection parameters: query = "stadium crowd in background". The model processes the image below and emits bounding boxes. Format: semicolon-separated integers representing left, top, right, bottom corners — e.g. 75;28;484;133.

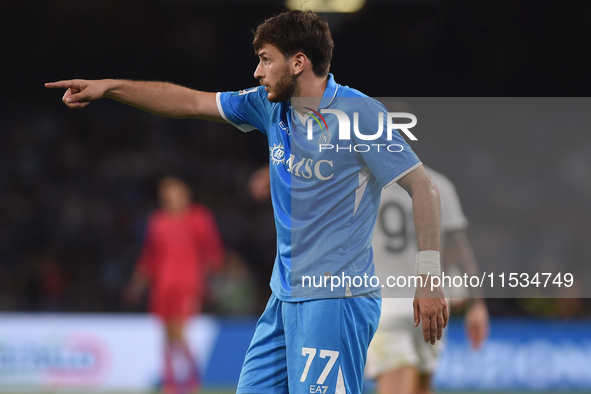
2;1;591;320
1;101;590;318
0;107;273;314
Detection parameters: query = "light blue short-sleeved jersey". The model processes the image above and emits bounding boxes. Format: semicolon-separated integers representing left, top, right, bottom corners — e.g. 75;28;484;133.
216;74;421;301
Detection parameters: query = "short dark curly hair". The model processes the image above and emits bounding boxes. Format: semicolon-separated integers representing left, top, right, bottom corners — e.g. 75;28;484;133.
253;10;334;77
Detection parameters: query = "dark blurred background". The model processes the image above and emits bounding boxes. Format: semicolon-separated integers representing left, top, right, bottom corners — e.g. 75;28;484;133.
1;0;590;316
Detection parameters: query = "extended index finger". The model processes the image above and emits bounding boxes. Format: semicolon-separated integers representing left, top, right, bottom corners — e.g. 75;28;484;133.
45;80;75;89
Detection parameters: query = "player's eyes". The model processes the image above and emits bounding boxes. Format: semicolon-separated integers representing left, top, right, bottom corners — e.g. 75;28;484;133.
257;56;271;67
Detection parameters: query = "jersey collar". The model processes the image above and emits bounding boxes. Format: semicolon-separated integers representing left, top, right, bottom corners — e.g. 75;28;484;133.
320;73;339;109
291;73;339;126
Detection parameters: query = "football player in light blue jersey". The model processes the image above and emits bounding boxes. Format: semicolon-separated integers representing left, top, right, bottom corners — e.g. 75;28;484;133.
218;87;423;301
46;10;447;394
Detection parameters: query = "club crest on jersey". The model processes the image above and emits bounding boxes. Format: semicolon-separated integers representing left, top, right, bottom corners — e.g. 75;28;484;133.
304;107;331;146
270;142;286;165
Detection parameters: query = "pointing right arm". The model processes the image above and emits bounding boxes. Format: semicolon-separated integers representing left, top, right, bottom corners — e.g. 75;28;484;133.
45;79;222;122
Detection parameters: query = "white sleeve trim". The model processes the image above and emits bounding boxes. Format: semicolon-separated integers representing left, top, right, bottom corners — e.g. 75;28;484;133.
383;161;423;189
215;92;256;133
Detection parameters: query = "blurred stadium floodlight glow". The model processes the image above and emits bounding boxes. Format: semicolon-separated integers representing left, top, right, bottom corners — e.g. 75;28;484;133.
286;0;366;13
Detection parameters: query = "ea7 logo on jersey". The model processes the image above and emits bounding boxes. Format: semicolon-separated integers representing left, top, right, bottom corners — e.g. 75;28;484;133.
279;120;290;136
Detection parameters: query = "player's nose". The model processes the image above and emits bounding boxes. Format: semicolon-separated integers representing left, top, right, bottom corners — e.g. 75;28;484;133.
254;62;264;80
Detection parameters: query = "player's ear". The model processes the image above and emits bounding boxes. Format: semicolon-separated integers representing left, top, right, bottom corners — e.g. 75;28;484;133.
292;52;307;76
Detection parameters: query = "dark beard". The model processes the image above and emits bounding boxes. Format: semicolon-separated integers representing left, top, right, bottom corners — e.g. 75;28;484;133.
268;66;298;103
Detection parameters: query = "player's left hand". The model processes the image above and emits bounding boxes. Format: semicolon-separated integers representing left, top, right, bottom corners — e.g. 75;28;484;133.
413;274;448;345
465;300;489;350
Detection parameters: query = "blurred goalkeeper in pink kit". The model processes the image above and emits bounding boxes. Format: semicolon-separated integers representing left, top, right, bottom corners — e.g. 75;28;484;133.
126;177;225;394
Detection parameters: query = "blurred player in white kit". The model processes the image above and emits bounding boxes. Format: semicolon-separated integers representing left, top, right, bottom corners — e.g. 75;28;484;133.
366;167;490;394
